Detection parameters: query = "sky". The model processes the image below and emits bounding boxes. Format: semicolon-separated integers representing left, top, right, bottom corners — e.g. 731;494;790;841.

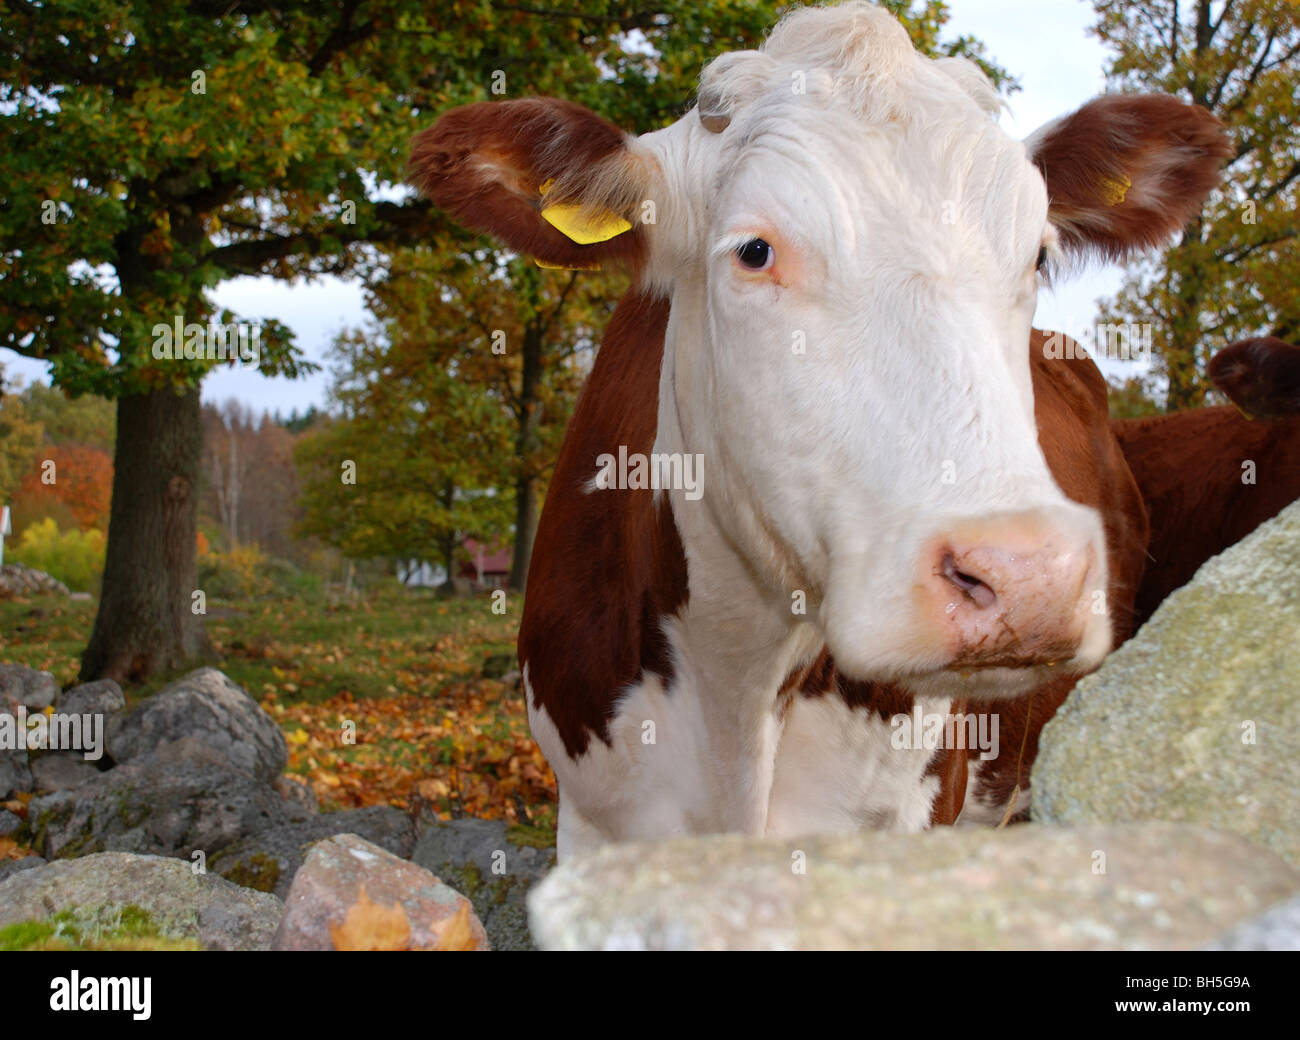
3;0;1135;412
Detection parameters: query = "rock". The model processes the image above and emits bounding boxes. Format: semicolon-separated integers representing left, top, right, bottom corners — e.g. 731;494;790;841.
28;743;291;860
528;823;1299;951
59;679;125;717
0;856;45;882
0;851;282;951
30;753;101;793
0;563;69;598
411;817;555;951
209;806;415;899
273;775;318;819
273;833;489;950
0;808;21;836
0;746;32;800
107;668;287;782
0;664;59;710
1204;893;1300;951
1033;500;1300;867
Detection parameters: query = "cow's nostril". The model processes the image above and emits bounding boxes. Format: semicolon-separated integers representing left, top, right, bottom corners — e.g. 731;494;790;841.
940;552;997;609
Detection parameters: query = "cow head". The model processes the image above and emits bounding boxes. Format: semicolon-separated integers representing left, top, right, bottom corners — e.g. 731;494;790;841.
409;1;1229;699
1210;337;1300;420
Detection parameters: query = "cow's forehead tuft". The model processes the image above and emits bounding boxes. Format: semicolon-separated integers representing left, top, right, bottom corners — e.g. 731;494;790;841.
697;1;999;132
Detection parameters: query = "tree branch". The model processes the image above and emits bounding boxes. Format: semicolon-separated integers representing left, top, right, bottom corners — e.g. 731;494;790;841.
204;199;438;275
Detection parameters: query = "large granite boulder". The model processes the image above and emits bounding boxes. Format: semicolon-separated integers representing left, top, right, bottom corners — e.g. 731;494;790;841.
27;736;292;860
529;823;1298;951
1033;499;1300;867
273;833;488;951
1204;892;1300;951
107;668;287;782
59;678;126;717
0;851;282;951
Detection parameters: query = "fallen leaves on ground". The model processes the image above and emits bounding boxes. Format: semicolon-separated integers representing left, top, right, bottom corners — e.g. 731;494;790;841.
266;678;556;827
1;587;559;834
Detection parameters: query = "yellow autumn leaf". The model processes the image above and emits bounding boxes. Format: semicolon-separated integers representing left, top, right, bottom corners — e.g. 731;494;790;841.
329;885;411;951
430;901;479;951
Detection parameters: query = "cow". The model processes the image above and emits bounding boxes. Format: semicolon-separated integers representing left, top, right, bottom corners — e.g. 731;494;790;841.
1209;336;1300;421
1113;337;1300;629
409;1;1232;857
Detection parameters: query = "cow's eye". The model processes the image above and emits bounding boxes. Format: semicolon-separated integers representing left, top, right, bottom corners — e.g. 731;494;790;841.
1035;245;1049;272
736;238;774;271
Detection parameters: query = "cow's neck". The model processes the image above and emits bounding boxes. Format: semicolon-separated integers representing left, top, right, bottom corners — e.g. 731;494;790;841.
655;292;824;832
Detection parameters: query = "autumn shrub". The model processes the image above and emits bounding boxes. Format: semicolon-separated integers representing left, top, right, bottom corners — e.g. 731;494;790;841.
9;516;106;593
198;543;273;599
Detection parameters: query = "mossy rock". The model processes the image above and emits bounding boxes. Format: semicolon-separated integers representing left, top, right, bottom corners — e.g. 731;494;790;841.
411;817;557;951
507;822;557;849
0;905;202;951
0;851;282;950
214;850;282;894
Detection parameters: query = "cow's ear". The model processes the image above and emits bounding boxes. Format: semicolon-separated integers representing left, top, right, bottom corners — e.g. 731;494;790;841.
1209;336;1300;420
408;97;653;270
1026;94;1231;262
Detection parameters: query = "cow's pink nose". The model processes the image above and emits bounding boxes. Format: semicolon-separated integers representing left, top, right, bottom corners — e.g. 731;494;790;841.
922;520;1101;669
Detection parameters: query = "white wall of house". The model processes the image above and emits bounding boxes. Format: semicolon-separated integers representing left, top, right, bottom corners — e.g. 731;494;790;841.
397;559;447;587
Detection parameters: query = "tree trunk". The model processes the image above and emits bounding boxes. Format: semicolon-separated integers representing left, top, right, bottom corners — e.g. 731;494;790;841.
508;469;539;592
508;324;544;590
80;388;215;681
438;529;457;596
438;480;458;595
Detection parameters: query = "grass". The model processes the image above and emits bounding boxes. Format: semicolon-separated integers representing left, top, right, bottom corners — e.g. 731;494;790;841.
0;581;557;837
0;905;202;952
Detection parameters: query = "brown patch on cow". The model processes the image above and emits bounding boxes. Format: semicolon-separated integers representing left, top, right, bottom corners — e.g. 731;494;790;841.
1030;94;1231;262
927;713;970;827
407;97;649;271
1209;337;1300;421
1114;405;1300;631
518;291;687;757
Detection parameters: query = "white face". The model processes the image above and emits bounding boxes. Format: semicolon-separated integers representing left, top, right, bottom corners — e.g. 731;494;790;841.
641;62;1110;698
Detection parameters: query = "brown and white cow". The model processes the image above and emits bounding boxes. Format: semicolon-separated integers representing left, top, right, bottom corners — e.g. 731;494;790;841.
410;2;1231;857
1209;336;1300;422
1115;336;1300;630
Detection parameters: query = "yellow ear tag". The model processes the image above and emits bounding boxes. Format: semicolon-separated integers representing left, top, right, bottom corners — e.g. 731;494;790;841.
537;179;632;245
1098;173;1132;207
534;257;602;271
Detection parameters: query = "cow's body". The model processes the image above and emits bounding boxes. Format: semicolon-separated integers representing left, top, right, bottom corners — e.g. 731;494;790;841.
1115;406;1300;630
412;2;1242;859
